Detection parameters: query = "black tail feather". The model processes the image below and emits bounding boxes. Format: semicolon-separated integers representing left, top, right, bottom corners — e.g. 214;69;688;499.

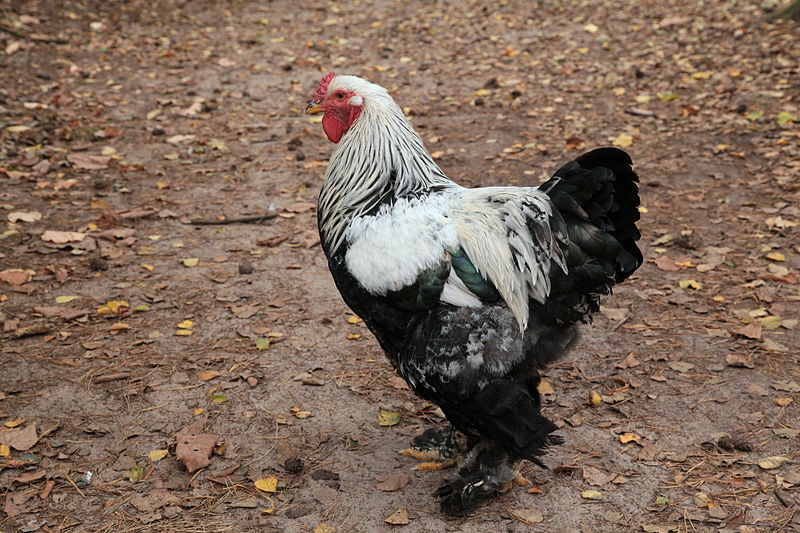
540;147;642;324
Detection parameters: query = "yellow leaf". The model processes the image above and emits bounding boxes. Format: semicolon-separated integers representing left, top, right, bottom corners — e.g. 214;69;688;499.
766;252;786;262
141;263;154;271
197;370;220;381
474;88;491;96
583;23;599;33
4;418;25;428
758;456;790;470
347;315;363;324
182;258;199;267
635;94;651;103
314;523;335;533
590;390;602;407
537;378;554;395
679;279;702;290
175;329;193;336
193;408;205;415
209;138;228;151
581;490;603;500
156;181;170;189
378;410;401;427
177;320;193;329
56;295;80;304
691;71;714;79
619;432;641;444
612;133;633;147
0;444;10;457
761;316;782;329
97;300;130;314
346;333;362;340
290;406;312;419
254;475;278;493
148;449;169;462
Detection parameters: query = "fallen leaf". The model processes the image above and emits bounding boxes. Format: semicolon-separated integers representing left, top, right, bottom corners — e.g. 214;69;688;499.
583;466;616;486
613;133;634;147
41;230;86;244
509;507;544;524
55;295;80;304
314;522;336;533
177;320;193;329
0;424;38;451
182;258;199;267
378;410;401;427
758;456;790;470
619;432;641;444
0;269;35;286
725;353;754;368
581;489;603;500
347;315;363;324
654;256;682;272
197;370;220;381
67;153;111;170
148;449;169;462
537;378;554;395
384;508;410;525
642;526;677;533
667;361;694;373
254;475;278;493
0;444;9;457
616;353;641;369
678;279;702;290
12;470;46;484
208;394;228;403
175;419;218;473
731;322;762;340
254;338;270;350
8;211;42;223
290;406;312;418
766;252;786;262
376;473;411;492
590;390;602;407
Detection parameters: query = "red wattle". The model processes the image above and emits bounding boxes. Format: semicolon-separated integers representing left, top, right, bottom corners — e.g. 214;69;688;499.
322;113;347;144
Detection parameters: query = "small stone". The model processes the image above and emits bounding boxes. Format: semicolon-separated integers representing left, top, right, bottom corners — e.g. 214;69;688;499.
238;262;254;275
284;457;304;474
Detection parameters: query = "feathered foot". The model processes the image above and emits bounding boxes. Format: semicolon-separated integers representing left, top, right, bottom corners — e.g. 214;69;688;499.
400;426;463;471
435;438;518;516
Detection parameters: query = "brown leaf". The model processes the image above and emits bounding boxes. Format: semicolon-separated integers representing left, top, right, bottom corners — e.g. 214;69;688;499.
582;466;617;487
13;469;47;484
654;255;682;272
725;353;755;368
0;268;35;286
730;322;762;340
175;419;218;473
616;353;641;369
33;306;91;320
0;424;39;451
376;473;411;492
67;153;111;170
41;230;86;244
3;491;33;518
509;507;544;524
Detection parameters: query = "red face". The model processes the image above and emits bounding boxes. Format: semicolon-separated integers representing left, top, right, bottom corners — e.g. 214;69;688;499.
307;72;363;144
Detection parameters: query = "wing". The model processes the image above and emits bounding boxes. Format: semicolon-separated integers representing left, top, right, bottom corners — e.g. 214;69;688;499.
446;187;567;331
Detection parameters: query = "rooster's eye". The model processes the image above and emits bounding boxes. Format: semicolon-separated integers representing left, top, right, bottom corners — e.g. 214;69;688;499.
336;92;346;99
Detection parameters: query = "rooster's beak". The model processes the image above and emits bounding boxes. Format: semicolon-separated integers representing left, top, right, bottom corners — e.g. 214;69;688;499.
306;101;324;115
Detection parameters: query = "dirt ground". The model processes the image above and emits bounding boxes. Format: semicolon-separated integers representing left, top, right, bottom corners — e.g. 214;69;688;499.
1;1;799;532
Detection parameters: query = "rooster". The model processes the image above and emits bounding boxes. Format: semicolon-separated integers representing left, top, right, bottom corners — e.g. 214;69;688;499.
306;72;642;516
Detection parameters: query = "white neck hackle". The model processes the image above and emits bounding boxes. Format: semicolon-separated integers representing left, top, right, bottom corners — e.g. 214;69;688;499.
317;76;453;256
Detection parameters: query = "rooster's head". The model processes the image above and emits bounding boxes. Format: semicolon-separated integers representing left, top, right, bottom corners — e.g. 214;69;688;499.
306;72;370;144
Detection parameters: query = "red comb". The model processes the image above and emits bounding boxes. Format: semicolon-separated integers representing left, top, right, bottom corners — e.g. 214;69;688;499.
313;71;335;102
